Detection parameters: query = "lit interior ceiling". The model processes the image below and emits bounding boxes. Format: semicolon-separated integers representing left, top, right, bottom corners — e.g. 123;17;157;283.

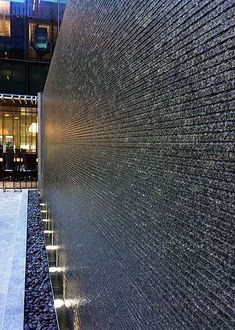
0;93;38;106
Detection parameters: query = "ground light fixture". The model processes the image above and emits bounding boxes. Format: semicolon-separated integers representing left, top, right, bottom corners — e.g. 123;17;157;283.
54;298;89;309
46;245;60;250
49;267;66;273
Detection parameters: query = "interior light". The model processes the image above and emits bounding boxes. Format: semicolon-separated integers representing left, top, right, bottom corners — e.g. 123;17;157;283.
28;122;38;133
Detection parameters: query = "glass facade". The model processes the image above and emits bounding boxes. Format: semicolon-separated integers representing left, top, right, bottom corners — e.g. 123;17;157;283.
0;60;50;94
0;0;66;61
0;94;38;188
0;0;66;94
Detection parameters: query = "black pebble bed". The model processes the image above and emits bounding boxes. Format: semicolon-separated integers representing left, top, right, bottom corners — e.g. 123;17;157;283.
24;190;58;330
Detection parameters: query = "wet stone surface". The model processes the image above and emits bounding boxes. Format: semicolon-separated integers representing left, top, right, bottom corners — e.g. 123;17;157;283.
24;190;58;330
42;0;235;328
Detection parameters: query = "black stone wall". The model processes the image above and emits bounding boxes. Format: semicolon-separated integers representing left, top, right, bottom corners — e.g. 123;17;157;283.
42;0;235;329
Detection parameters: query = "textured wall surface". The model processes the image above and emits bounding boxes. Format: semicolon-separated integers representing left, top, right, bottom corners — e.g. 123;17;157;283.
42;0;235;329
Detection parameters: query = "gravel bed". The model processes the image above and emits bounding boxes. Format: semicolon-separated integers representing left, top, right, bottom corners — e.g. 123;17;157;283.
24;190;58;330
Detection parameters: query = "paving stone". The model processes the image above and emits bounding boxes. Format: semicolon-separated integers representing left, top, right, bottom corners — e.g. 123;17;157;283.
0;190;27;330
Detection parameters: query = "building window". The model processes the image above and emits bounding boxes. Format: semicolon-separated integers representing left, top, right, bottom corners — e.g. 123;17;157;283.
0;16;10;37
0;106;38;152
0;1;10;37
0;1;10;15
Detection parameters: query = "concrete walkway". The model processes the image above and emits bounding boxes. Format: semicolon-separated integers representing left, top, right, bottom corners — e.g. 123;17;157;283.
0;190;28;330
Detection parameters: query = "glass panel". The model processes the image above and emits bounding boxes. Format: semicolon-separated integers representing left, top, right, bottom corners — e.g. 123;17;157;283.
0;61;26;94
0;105;37;153
0;0;67;61
29;62;49;94
20;107;26;149
14;114;20;149
0;1;10;15
25;110;31;149
0;15;10;37
0;111;2;151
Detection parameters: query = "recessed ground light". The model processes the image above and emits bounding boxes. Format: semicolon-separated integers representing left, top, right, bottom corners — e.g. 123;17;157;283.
41;210;47;213
44;230;54;234
46;245;60;250
40;203;46;206
49;267;65;273
42;218;50;222
14;117;19;119
4;114;10;117
54;299;64;308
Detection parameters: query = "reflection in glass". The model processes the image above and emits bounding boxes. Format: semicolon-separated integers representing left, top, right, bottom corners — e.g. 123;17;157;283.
0;0;66;61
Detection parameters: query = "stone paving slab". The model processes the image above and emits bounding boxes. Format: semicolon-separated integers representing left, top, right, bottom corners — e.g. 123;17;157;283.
0;190;28;330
